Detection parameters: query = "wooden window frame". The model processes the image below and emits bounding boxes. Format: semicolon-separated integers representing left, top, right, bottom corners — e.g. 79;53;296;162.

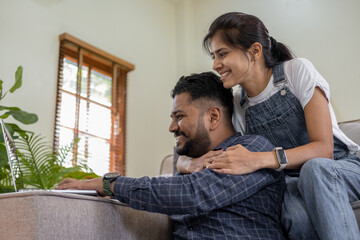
54;33;134;175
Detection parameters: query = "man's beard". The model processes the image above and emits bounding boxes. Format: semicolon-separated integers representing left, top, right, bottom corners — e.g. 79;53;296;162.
175;120;211;158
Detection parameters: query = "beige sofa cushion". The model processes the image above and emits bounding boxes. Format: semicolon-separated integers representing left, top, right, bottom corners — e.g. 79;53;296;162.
339;120;360;156
352;201;360;228
338;119;360;227
0;191;172;240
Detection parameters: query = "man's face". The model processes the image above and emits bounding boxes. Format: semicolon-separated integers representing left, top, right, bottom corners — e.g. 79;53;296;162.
169;92;211;158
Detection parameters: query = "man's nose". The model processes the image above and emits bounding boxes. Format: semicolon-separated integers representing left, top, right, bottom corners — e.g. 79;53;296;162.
169;120;178;133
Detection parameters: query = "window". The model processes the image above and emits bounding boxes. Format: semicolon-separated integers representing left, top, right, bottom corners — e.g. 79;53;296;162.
54;33;134;176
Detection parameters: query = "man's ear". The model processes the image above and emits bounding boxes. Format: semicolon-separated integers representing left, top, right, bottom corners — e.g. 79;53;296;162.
208;106;221;131
249;42;263;61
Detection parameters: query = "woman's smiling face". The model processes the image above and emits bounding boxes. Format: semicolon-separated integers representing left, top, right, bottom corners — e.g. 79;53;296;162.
210;33;252;89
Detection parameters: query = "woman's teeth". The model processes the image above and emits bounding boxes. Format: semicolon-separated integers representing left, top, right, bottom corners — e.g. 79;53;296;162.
221;71;230;78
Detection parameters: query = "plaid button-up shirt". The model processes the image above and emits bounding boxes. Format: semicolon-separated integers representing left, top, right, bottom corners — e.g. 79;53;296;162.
114;133;285;239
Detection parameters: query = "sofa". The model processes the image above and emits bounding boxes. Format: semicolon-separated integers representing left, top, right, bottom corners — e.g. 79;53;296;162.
0;191;173;239
338;119;360;227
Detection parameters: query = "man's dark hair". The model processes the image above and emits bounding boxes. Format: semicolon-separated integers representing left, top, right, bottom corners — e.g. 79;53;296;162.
171;71;233;120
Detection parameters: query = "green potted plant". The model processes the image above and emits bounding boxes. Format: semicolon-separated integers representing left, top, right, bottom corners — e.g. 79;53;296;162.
0;66;98;193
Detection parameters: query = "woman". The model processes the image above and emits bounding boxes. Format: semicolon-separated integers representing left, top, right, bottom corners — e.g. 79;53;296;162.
178;12;360;239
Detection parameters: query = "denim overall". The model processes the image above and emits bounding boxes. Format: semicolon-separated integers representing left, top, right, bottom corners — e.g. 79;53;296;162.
239;62;360;239
240;63;348;174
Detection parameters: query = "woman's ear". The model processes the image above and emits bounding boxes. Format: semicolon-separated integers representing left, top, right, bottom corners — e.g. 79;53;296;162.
249;42;263;61
208;106;221;131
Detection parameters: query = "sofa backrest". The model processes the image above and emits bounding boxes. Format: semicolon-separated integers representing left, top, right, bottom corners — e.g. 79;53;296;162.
338;119;360;155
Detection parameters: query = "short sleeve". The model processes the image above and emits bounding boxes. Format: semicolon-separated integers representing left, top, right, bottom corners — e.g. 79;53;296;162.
284;58;330;109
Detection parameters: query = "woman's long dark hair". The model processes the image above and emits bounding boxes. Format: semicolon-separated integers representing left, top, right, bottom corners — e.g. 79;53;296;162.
203;12;294;67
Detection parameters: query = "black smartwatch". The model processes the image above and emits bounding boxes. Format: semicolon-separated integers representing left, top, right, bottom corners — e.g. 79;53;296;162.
274;147;288;171
103;172;121;196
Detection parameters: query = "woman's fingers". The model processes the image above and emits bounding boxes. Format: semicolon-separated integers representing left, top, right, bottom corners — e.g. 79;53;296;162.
226;144;244;151
211;168;237;175
204;150;225;163
206;161;234;169
204;154;236;169
203;145;256;175
204;149;223;158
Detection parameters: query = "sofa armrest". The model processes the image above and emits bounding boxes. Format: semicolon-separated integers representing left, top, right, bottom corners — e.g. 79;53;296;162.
0;191;173;239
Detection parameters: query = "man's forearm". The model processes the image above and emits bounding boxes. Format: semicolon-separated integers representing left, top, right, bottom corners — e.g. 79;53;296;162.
112;168;282;215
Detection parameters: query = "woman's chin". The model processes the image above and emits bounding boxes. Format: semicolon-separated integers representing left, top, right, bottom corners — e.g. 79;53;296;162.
222;81;236;89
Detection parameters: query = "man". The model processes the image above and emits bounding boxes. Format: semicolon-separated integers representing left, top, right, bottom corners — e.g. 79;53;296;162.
57;72;285;239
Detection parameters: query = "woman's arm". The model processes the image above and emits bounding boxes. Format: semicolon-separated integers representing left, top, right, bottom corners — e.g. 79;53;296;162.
282;87;333;168
206;87;334;174
176;155;195;173
177;150;223;174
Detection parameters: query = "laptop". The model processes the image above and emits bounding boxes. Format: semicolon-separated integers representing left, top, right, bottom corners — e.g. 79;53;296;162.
0;119;98;196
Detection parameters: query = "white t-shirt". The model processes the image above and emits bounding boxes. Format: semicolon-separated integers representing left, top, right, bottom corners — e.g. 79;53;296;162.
232;58;360;154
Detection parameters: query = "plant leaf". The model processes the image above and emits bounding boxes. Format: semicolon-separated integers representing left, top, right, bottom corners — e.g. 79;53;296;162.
6;123;32;135
0;123;29;144
0;166;14;193
0;123;15;142
1;132;99;190
6;110;38;124
16;134;53;189
0;106;21;111
0;144;8;168
63;169;99;180
0;80;3;99
9;66;23;93
0;114;10;121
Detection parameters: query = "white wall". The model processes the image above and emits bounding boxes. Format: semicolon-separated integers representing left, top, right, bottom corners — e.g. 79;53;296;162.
0;0;177;178
1;0;359;178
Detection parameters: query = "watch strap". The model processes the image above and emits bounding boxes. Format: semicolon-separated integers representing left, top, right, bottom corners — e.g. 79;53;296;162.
103;172;120;196
103;179;113;196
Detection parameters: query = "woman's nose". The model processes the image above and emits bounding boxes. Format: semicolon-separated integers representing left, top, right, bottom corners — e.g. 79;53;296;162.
212;57;222;71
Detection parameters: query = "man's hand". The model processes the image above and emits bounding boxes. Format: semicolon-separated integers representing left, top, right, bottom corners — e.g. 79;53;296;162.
56;178;104;196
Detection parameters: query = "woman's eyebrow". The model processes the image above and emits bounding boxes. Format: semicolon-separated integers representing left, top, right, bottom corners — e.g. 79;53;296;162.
213;48;226;54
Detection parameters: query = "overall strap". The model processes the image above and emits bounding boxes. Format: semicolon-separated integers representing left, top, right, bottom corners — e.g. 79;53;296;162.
272;62;286;85
239;88;248;108
240;62;286;108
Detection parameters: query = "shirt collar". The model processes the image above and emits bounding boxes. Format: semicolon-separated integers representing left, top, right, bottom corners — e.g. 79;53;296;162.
213;132;243;151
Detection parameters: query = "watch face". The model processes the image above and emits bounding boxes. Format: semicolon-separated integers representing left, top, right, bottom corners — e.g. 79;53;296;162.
104;172;120;179
277;149;288;164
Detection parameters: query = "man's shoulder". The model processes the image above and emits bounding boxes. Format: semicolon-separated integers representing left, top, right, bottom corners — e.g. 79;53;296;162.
227;132;271;145
232;133;268;141
222;133;274;152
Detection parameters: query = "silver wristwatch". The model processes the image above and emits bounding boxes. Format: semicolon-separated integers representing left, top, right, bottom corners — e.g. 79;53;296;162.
274;147;288;171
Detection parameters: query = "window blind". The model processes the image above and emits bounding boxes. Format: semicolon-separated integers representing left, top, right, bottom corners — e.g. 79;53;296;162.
54;33;134;175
